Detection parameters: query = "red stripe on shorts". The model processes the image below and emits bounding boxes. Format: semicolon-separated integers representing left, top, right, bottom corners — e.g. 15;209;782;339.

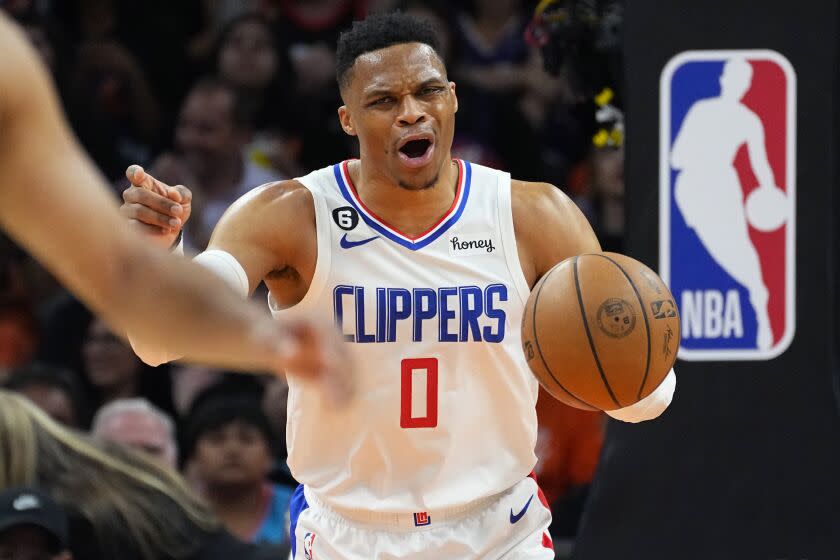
528;471;551;510
542;532;553;549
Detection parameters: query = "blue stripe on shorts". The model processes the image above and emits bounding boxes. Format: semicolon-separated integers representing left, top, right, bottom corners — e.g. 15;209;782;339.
288;484;309;559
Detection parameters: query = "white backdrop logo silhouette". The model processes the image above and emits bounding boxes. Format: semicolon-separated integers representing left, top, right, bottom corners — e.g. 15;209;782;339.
660;50;796;361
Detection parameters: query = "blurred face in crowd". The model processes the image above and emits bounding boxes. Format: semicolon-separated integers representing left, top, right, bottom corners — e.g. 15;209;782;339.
96;411;176;468
175;87;247;174
219;19;278;90
15;383;78;428
0;525;70;560
193;420;272;490
339;42;458;191
82;319;140;397
591;145;624;198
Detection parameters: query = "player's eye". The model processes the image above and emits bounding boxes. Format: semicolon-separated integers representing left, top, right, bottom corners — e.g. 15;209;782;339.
419;86;444;96
369;97;394;107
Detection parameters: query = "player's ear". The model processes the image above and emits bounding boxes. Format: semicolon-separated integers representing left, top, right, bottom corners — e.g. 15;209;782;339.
450;82;458;114
338;106;357;137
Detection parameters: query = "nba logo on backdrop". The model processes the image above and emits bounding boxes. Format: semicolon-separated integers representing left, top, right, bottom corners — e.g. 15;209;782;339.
659;50;796;360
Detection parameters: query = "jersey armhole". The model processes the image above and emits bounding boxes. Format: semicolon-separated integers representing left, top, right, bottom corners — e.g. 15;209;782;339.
497;174;531;305
268;180;332;316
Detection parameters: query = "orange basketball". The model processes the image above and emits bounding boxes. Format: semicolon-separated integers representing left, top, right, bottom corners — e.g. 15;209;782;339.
521;252;680;411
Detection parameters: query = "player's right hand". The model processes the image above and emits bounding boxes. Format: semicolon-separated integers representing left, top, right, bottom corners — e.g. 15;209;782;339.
121;165;193;248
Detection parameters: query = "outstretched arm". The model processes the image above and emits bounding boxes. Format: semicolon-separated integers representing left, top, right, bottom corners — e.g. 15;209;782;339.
512;181;674;422
0;15;348;395
120;169;351;400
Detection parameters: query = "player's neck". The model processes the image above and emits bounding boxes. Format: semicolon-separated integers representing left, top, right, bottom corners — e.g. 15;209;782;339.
349;158;460;238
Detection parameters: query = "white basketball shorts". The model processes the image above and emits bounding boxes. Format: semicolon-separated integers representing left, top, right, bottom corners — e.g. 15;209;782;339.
288;475;554;559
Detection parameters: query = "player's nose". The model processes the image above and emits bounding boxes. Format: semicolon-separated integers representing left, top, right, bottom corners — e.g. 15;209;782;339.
397;96;427;126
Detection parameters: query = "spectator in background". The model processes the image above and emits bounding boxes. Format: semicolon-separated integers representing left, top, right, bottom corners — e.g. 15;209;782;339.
0;233;62;312
212;13;306;178
52;0;200;127
568;87;626;252
213;13;284;125
0;301;38;380
14;13;71;97
264;0;368;168
3;363;90;429
0;390;289;559
181;388;293;548
150;78;280;250
81;317;175;418
92;398;179;469
33;297;91;383
450;0;544;178
0;487;73;560
66;40;162;181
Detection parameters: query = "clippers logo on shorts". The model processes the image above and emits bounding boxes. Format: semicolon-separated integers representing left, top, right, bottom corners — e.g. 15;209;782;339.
414;512;431;526
660;50;796;360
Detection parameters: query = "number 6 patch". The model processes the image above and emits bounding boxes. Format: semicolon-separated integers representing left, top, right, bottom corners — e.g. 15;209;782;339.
332;206;360;231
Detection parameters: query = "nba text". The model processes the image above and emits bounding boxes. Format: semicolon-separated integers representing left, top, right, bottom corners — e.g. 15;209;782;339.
681;289;743;339
333;284;508;343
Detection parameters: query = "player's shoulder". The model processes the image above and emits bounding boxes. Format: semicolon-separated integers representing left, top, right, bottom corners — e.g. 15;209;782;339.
510;179;580;222
510;179;600;278
229;179;314;217
217;179;315;237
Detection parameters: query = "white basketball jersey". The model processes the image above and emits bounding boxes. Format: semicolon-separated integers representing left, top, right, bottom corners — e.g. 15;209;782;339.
272;160;538;514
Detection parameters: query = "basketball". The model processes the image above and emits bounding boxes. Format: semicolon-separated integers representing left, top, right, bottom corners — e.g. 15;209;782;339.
521;252;680;411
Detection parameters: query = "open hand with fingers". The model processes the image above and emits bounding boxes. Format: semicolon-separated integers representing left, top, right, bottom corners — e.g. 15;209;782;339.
121;165;193;248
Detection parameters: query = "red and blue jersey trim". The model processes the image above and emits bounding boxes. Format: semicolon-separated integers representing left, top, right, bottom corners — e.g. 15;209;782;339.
332;159;472;251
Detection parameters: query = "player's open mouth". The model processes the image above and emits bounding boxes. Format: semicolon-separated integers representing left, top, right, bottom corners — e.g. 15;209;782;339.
397;134;435;168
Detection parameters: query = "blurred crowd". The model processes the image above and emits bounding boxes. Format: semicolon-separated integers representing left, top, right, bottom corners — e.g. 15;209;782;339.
0;0;623;557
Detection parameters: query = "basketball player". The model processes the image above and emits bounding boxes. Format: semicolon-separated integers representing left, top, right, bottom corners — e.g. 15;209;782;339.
122;13;676;559
0;13;348;397
671;57;779;350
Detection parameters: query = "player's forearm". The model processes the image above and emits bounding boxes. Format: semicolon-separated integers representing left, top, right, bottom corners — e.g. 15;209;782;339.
109;240;277;371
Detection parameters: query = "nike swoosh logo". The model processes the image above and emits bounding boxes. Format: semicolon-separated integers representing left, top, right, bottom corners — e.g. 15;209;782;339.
509;494;534;524
340;233;379;249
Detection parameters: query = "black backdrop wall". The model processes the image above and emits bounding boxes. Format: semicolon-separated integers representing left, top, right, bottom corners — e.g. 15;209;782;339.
574;1;840;558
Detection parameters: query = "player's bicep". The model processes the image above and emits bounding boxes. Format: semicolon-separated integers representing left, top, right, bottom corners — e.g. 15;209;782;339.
540;190;602;272
206;182;309;294
513;182;601;284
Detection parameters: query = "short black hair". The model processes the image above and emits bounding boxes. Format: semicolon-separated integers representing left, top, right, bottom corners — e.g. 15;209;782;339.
179;380;275;465
335;11;443;90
